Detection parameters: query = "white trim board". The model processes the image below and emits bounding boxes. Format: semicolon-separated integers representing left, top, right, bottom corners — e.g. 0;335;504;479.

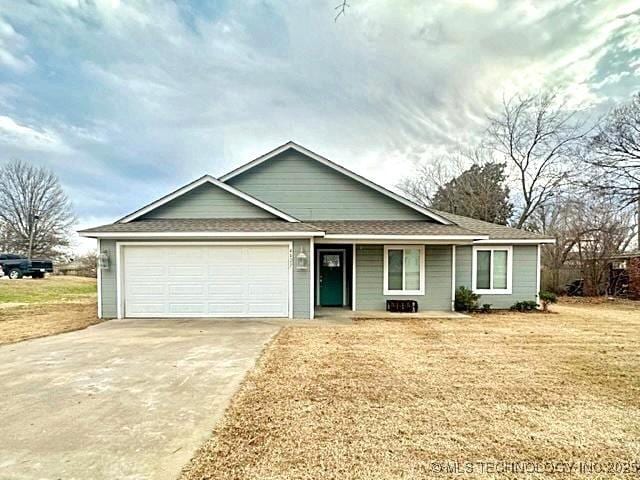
315;238;480;245
218;141;453;225
96;238;102;319
117;175;300;223
309;237;315;319
536;244;541;307
80;231;324;239
473;239;555;244
352;245;357;311
288;243;294;319
322;234;488;241
451;245;456;312
116;241;122;319
115;241;294;320
115;241;297;246
84;232;553;243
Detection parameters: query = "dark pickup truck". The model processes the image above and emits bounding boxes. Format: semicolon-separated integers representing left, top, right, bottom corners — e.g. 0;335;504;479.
0;254;54;279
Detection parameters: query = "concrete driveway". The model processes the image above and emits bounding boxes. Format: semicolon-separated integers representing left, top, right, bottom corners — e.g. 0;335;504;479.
0;319;280;480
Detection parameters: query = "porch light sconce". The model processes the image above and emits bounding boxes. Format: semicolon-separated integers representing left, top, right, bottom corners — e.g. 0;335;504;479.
295;247;308;271
98;251;110;271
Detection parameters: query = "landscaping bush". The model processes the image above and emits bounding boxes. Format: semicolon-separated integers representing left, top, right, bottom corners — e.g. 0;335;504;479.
455;286;480;312
510;300;538;312
538;291;558;312
480;303;492;313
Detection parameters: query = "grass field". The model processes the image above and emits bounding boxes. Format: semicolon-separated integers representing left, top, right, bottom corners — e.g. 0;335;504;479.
182;301;640;480
0;275;96;304
0;276;99;345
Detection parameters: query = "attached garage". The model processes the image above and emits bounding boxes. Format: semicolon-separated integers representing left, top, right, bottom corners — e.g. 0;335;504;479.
121;243;292;318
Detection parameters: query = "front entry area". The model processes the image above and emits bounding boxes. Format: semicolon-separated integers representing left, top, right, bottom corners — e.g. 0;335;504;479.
316;245;353;308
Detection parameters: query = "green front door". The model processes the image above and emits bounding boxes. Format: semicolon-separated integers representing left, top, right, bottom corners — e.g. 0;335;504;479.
319;251;344;306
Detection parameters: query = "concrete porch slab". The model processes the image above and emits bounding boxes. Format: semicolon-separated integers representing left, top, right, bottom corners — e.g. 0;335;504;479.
315;307;469;320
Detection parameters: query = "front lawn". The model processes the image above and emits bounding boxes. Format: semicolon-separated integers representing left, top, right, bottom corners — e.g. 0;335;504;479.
0;275;96;304
0;276;99;345
182;301;640;479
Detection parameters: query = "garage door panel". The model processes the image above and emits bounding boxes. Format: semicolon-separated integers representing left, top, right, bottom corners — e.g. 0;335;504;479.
208;269;246;280
128;247;168;262
167;246;205;260
247;284;285;295
129;283;166;296
250;266;287;276
247;247;286;261
247;303;286;315
127;265;166;277
207;249;244;263
127;303;166;315
207;303;248;315
207;284;246;296
168;303;208;315
168;265;207;277
124;245;289;318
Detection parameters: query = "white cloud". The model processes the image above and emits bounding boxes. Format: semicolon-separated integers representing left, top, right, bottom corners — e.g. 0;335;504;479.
0;0;638;255
0;115;72;153
0;18;35;72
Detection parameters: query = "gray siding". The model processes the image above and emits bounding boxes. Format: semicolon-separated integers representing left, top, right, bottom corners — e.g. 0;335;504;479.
96;239;311;319
455;245;538;309
98;239;117;318
355;244;452;311
228;150;429;221
293;239;311;318
140;183;276;219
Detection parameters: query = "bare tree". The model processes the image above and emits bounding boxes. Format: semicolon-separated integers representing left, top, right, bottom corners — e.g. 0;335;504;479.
485;91;591;229
77;250;98;277
535;191;635;294
334;0;349;21
397;149;482;208
535;193;597;292
582;92;640;246
574;198;635;295
535;198;578;293
0;160;75;259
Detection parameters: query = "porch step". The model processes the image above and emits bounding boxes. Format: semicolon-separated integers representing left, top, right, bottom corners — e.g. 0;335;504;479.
314;308;469;321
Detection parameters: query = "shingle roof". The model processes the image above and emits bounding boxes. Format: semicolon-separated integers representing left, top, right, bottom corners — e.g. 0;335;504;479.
430;210;555;240
78;218;322;234
307;220;481;237
79;215;554;242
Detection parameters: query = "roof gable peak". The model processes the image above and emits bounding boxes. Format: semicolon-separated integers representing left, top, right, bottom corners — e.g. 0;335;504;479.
118;174;299;223
219;142;452;225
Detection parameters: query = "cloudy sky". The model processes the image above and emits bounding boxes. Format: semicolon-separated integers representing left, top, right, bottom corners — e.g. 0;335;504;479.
0;0;638;252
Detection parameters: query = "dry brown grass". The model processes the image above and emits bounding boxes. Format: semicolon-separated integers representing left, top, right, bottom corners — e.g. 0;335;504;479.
0;276;100;345
182;302;640;480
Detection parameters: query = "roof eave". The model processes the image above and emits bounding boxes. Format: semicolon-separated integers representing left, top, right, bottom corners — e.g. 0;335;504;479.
473;238;556;244
322;234;489;241
78;231;325;239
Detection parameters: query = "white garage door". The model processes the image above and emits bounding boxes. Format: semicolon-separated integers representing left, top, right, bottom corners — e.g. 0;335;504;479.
123;244;290;318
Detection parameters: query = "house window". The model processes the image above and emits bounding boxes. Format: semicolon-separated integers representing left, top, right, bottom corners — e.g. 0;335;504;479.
323;254;341;268
472;246;512;294
383;245;425;295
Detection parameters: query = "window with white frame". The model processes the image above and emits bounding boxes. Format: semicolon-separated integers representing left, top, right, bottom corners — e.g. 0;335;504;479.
472;246;512;294
383;245;425;295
